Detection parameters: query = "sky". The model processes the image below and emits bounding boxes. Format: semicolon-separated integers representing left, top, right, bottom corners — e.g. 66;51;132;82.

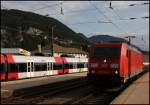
1;1;149;51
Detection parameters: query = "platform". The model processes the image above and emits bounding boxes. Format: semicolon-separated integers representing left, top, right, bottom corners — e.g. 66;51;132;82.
1;72;87;98
111;72;149;104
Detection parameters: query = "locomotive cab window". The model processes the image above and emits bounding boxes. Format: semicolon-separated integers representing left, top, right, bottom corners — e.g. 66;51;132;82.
93;47;120;57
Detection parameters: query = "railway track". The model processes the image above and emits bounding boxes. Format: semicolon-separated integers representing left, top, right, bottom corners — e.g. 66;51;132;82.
1;77;88;104
45;71;148;104
68;89;121;104
2;71;148;104
57;83;123;104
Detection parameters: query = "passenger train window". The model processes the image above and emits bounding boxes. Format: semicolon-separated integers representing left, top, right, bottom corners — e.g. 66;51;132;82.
69;63;73;69
53;63;63;70
18;63;27;72
9;63;27;72
77;63;86;68
9;63;18;72
73;63;77;68
34;63;47;71
0;64;5;73
64;63;70;69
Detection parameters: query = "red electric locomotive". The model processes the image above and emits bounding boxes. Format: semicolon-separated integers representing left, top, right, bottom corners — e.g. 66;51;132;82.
87;42;143;85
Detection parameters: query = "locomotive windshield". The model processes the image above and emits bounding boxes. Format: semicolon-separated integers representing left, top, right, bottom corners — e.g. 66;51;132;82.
93;47;120;57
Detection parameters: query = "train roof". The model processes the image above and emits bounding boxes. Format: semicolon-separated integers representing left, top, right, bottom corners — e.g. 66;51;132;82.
1;48;31;56
91;41;143;52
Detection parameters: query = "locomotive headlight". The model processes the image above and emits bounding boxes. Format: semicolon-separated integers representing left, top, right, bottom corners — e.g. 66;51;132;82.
90;63;98;68
91;70;96;73
115;70;118;74
110;64;119;68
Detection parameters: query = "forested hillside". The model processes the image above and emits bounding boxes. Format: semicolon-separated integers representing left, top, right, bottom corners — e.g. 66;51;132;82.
1;9;89;52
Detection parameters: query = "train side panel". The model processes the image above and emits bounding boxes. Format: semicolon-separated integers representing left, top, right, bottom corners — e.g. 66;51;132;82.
79;58;88;72
120;44;143;83
1;54;88;81
7;55;19;80
129;49;143;78
1;55;5;80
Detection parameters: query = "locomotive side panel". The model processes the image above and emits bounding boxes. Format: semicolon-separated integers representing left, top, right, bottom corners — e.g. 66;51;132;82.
129;49;143;78
119;43;129;82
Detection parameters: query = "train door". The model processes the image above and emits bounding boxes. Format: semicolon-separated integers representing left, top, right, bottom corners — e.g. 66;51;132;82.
47;61;53;76
78;58;81;72
84;62;88;72
73;62;77;73
27;60;34;78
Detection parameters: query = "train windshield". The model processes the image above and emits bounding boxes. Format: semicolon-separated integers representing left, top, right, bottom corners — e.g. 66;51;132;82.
93;47;120;57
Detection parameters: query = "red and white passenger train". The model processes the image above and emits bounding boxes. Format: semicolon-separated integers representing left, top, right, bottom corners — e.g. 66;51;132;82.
0;54;88;81
88;42;143;85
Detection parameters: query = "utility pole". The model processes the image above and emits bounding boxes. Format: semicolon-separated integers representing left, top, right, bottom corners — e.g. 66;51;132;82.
125;36;136;44
51;26;54;56
124;35;136;78
50;25;56;57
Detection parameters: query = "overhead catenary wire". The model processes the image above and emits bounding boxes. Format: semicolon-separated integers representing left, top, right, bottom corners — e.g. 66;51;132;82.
31;2;64;12
105;1;149;8
129;23;149;33
2;2;148;21
30;1;149;23
67;20;112;25
39;1;149;46
88;1;128;34
1;1;149;46
95;1;149;46
107;2;148;33
2;1;149;31
106;1;149;45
